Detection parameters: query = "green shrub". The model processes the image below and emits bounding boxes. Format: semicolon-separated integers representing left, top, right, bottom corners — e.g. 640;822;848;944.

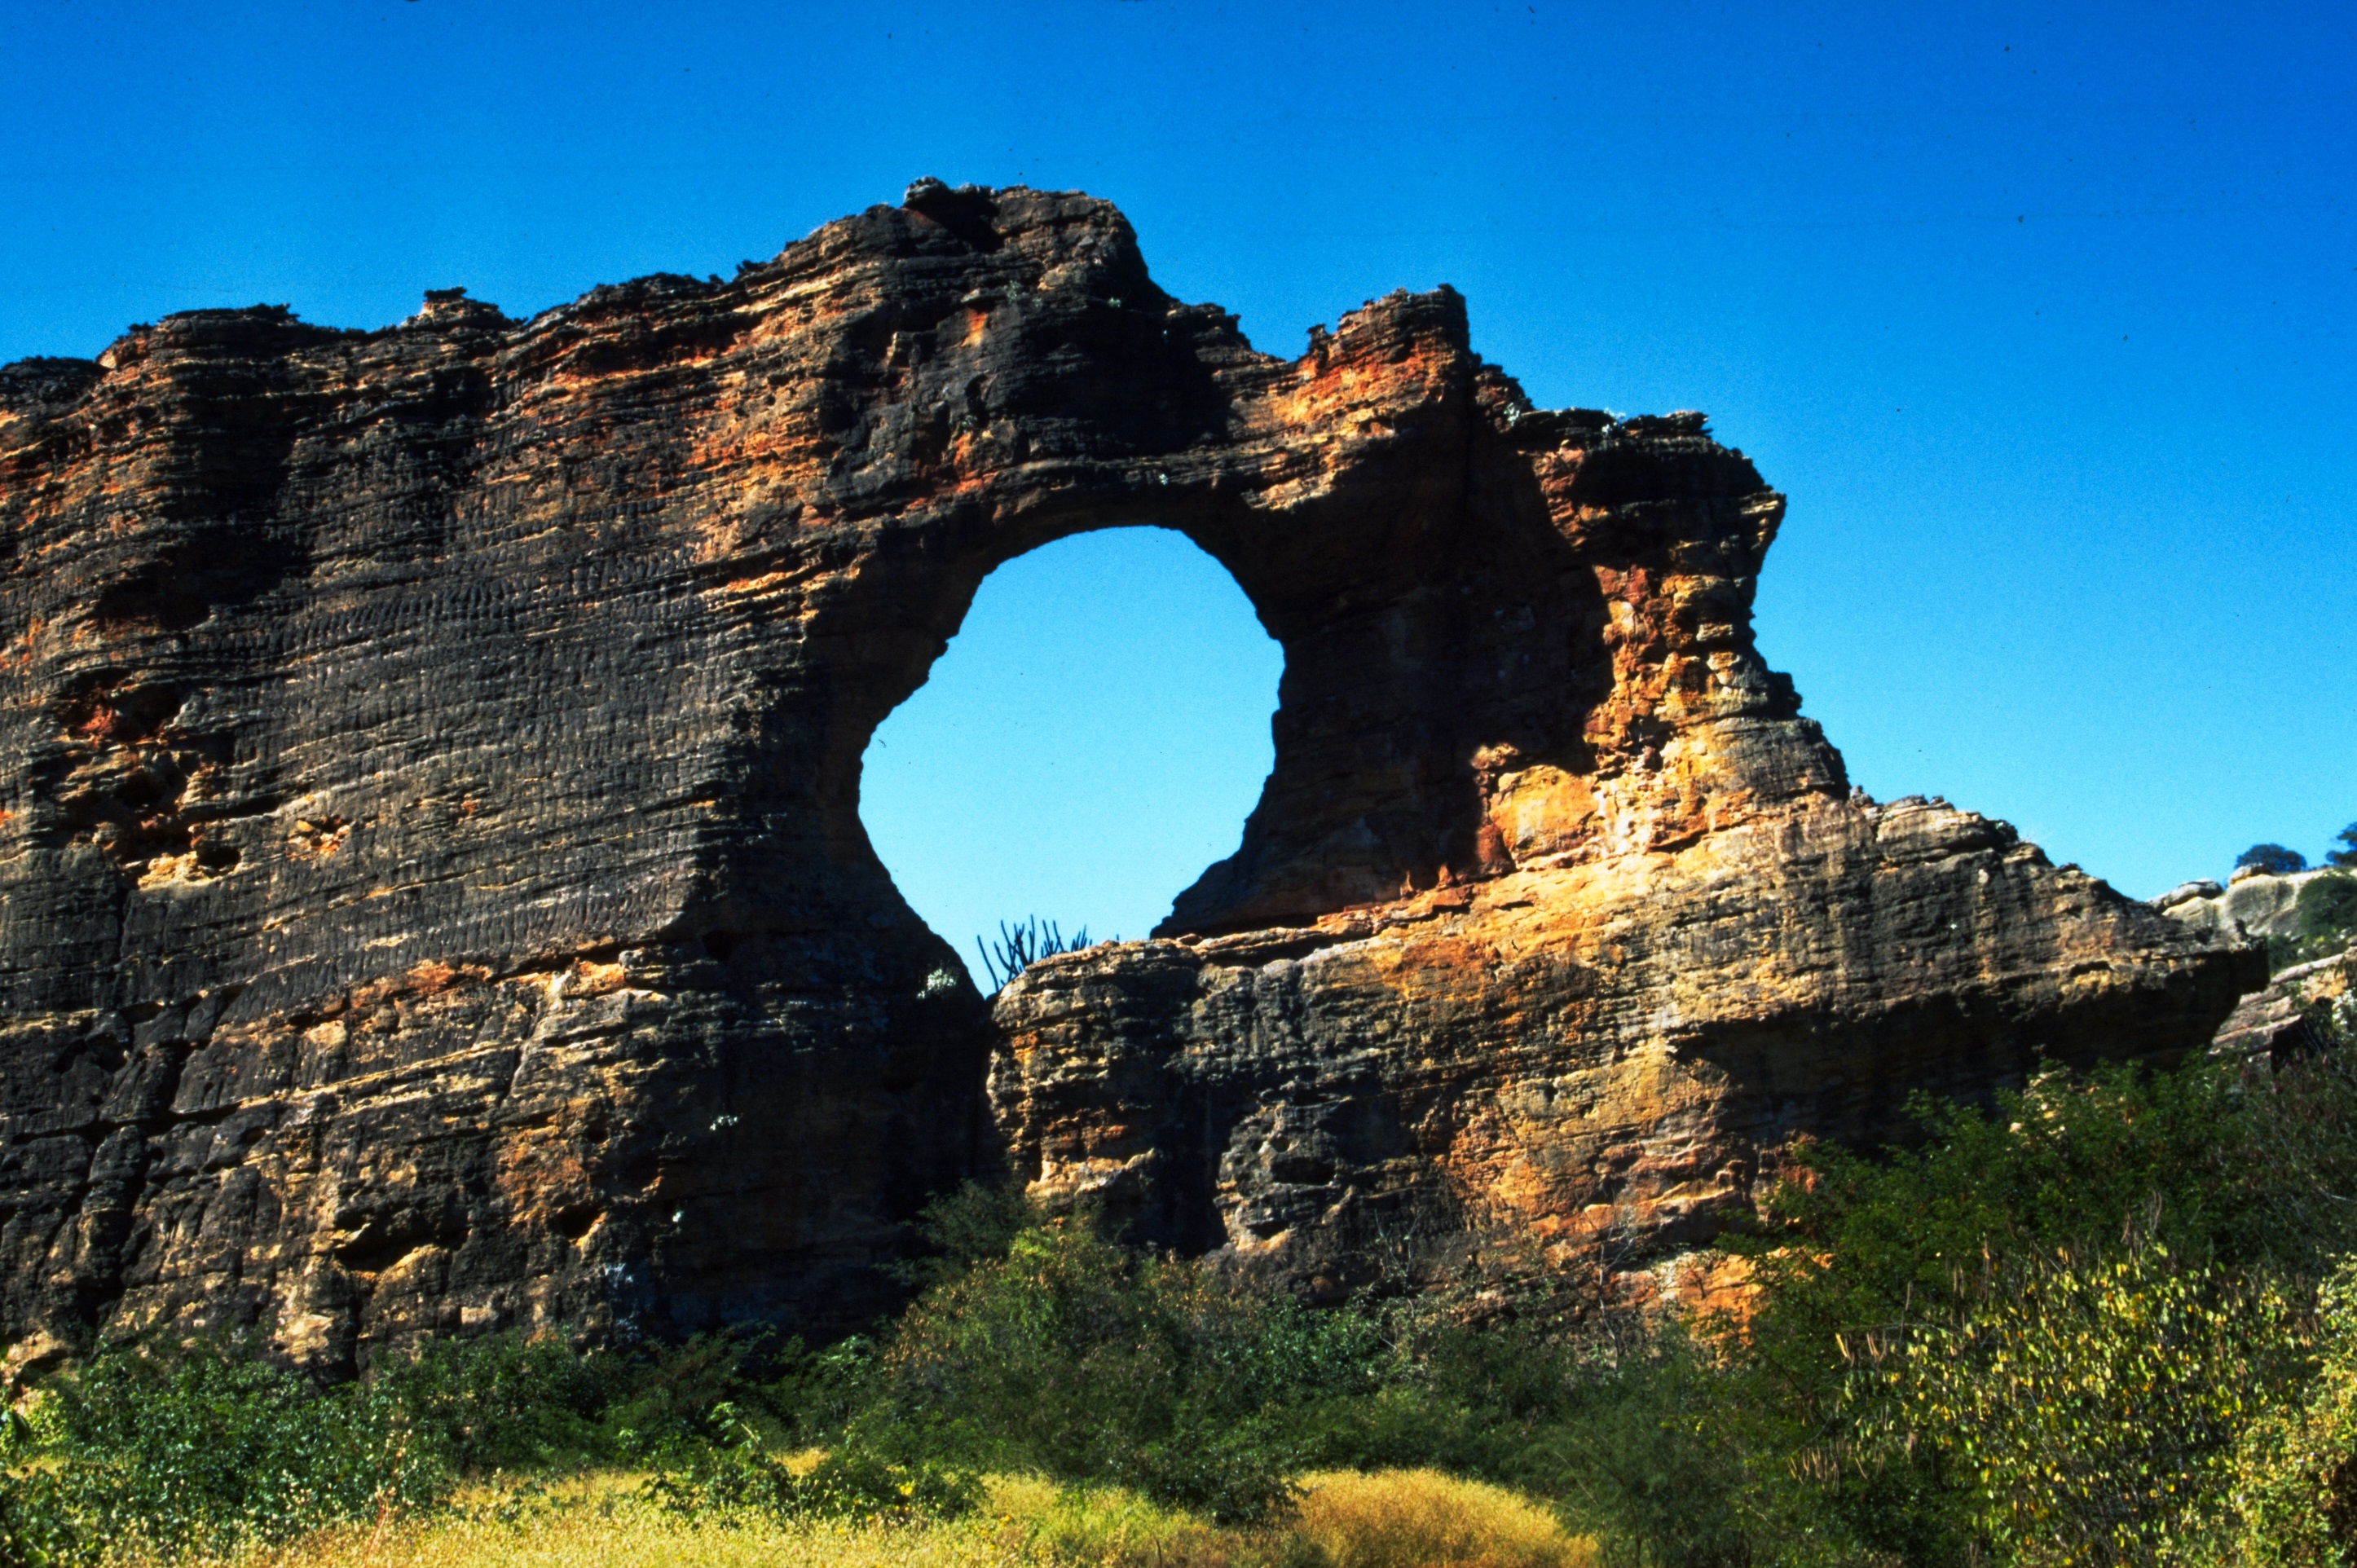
1883;1241;2306;1567
641;1407;980;1524
857;1209;1379;1521
2301;875;2357;949
2204;1256;2357;1566
1712;1046;2357;1564
8;1044;2355;1566
367;1329;619;1471
29;1338;449;1561
370;1323;868;1467
0;1465;88;1568
0;1324;857;1563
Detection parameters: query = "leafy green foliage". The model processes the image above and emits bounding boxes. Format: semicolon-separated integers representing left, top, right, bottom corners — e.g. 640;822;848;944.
1712;1046;2357;1564
2242;843;2311;874
2329;823;2357;871
2272;874;2357;972
12;1339;447;1563
857;1205;1378;1522
7;1042;2357;1567
0;1327;851;1564
850;1188;1743;1557
2302;875;2357;949
1885;1242;2305;1566
641;1405;980;1524
2206;1256;2357;1566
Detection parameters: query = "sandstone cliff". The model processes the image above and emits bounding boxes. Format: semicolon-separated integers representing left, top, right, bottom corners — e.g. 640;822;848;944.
0;182;2255;1363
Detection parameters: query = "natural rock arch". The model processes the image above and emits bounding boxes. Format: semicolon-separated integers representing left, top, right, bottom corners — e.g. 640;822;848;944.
852;524;1281;967
0;181;2250;1363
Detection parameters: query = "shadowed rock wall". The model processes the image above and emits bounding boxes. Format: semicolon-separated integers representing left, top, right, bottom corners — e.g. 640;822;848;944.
0;182;2256;1363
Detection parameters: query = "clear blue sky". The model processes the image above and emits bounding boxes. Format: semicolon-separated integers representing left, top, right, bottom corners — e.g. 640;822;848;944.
5;2;2350;952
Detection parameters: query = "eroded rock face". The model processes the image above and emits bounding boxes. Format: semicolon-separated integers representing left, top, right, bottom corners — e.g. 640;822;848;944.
996;808;2253;1297
2157;869;2328;943
0;182;2254;1361
2210;946;2354;1062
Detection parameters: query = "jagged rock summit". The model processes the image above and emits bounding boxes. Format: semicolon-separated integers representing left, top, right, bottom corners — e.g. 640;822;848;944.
0;183;2253;1366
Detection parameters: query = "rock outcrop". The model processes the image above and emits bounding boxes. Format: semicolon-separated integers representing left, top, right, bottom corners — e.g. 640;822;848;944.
2155;868;2333;944
994;817;2253;1297
2209;945;2354;1062
0;182;2256;1363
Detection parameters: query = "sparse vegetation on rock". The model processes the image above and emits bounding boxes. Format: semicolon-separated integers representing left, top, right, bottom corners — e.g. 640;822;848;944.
2241;843;2312;875
974;917;1093;992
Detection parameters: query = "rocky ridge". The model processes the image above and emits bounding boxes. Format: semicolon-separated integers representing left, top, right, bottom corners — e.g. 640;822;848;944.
0;183;2255;1363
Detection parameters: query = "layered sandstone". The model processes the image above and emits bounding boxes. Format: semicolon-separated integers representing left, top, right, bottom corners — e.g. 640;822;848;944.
0;181;2255;1364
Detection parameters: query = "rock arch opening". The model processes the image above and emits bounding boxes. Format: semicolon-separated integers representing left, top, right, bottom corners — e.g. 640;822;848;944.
859;526;1283;986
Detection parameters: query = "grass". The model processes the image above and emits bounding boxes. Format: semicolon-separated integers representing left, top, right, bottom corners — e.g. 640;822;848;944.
180;1470;1596;1568
236;1510;1020;1568
1292;1469;1593;1568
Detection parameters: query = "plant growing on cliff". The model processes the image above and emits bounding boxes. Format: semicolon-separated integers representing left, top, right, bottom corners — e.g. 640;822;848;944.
2302;876;2357;949
2240;843;2311;875
2330;823;2357;870
2268;874;2357;973
974;915;1092;990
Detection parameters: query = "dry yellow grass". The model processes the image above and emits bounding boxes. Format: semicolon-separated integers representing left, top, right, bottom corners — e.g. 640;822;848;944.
190;1468;1593;1568
986;1473;1227;1564
234;1508;1027;1568
1293;1469;1597;1568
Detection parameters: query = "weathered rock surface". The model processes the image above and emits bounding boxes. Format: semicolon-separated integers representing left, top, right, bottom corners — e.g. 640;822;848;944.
2209;945;2354;1062
2157;868;2324;940
0;181;2256;1362
997;817;2255;1297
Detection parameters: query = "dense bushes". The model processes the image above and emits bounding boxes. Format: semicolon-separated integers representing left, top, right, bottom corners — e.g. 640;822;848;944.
2302;874;2357;949
0;1326;938;1564
0;1345;442;1564
7;1040;2357;1566
857;1205;1377;1522
1701;1044;2357;1565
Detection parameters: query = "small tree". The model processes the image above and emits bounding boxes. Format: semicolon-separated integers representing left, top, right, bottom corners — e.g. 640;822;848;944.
2240;844;2310;876
2329;822;2357;870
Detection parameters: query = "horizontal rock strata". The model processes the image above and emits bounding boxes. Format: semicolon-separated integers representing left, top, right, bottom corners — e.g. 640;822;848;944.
995;803;2252;1299
0;182;2256;1362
